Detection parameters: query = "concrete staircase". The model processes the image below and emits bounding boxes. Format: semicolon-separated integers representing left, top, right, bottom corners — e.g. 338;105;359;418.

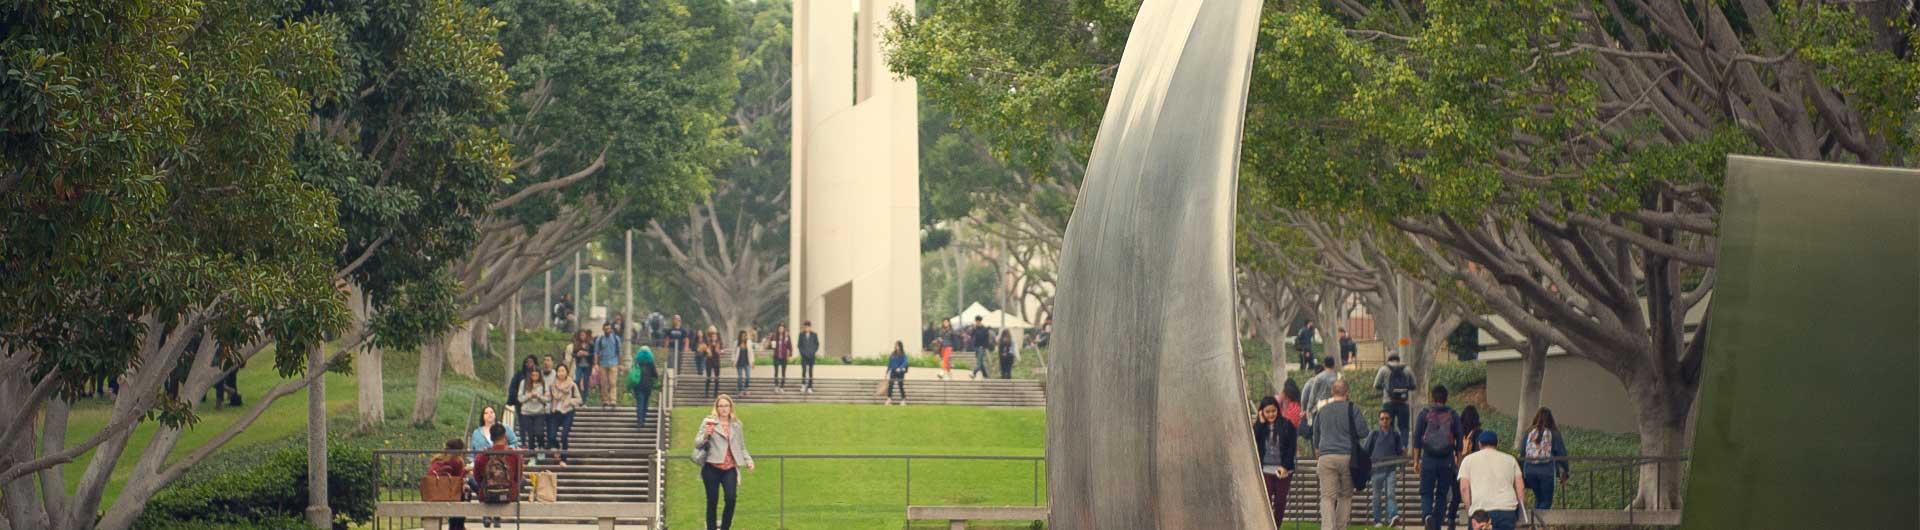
1285;459;1424;524
521;406;666;524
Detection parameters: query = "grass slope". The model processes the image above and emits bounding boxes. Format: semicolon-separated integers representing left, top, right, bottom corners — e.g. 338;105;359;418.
58;348;357;506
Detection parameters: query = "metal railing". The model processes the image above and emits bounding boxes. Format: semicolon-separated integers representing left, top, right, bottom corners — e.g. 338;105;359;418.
654;362;672;526
1542;455;1689;511
370;448;661;530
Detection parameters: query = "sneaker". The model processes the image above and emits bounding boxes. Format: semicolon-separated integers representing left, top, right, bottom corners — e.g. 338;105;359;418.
1390;515;1402;527
884;399;893;406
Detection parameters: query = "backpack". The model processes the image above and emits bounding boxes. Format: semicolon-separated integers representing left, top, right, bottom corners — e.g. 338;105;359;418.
1387;366;1415;401
481;454;514;503
1420;407;1458;455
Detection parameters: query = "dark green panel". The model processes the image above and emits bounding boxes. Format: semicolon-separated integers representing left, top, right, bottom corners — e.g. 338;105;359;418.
1683;156;1920;530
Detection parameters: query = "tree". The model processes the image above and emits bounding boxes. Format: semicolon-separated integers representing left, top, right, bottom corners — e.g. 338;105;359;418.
0;1;356;528
1243;0;1919;507
409;0;739;424
893;0;1920;507
642;0;786;337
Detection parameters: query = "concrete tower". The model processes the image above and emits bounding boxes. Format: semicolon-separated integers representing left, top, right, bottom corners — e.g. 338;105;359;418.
789;0;921;359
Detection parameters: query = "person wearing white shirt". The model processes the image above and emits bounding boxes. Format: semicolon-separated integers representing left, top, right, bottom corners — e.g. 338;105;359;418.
1458;430;1526;530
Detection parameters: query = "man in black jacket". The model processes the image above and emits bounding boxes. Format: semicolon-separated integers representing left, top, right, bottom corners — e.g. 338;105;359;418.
797;321;821;393
968;316;992;380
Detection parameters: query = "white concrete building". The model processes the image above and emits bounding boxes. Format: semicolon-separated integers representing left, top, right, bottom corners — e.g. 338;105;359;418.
788;0;922;359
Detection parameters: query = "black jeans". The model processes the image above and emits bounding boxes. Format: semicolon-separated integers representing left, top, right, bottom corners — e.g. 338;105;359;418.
800;355;816;389
772;358;788;388
555;411;575;454
704;362;721;396
1419;457;1458;530
887;376;906;400
701;464;739;530
522;413;549;456
999;354;1015;379
1385;400;1411;437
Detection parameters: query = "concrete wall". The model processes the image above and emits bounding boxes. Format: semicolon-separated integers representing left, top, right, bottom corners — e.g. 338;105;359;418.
789;0;921;359
1484;351;1636;433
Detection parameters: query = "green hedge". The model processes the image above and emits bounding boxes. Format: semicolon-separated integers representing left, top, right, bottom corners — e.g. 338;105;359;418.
136;516;311;530
136;439;375;530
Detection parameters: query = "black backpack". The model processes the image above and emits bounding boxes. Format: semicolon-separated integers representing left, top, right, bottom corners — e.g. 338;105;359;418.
1387;366;1415;401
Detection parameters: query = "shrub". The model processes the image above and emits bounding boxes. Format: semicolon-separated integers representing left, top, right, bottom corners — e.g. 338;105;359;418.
1428;361;1487;394
136;439;375;530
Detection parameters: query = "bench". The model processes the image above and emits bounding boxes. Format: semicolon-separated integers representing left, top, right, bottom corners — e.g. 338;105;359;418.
907;506;1049;530
377;501;657;530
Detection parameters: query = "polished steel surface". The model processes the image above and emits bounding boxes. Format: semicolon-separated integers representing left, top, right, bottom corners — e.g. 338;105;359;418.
1046;0;1270;528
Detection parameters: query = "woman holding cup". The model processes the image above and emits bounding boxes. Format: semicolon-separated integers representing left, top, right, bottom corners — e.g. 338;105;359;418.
694;394;754;530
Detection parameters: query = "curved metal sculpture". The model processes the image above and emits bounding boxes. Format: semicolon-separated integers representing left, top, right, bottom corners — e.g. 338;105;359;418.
1046;0;1268;528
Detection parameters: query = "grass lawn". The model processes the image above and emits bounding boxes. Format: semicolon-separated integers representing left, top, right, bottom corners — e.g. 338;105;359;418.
662;404;1393;530
665;404;1046;530
57;346;357;506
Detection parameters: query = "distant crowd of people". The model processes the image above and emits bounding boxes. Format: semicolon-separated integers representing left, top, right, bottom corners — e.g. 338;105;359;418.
923;315;1032;381
1258;351;1570;530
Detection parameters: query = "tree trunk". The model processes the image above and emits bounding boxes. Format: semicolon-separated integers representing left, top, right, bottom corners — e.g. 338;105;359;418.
1316;287;1344;370
471;313;491;362
445;319;478;379
1627;372;1695;509
411;335;449;427
1514;340;1549;447
305;342;331;529
350;283;384;429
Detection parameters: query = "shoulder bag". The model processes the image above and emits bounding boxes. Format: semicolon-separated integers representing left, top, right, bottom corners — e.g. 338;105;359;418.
1347;403;1373;491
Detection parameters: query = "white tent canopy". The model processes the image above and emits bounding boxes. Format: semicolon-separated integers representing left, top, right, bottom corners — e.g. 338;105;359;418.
947;302;1034;329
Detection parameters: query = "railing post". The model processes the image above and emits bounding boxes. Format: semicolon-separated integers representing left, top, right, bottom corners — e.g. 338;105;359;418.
780;457;787;530
1033;458;1040;506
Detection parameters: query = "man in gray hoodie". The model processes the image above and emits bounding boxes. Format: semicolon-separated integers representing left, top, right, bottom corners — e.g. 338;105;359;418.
1374;354;1417;436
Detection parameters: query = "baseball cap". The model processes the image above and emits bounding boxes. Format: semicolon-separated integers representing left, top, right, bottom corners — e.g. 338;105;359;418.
1477;430;1499;446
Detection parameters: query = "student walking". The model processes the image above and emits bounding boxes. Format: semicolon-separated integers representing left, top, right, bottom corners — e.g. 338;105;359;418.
997;329;1015;379
797;322;820;393
733;330;755;395
517;369;553;462
1254;396;1298;527
506;356;537;442
702;328;722;398
667;315;694;374
1374;354;1417;436
595;324;625;407
769;324;793;392
551;364;583;465
1366;409;1408;527
629;346;659;431
694;395;755;530
571;330;594;400
968;317;992;380
885;342;909;406
1294;321;1317;371
1450;406;1486;527
1301;356;1338;440
935;338;954;379
1310;380;1370;530
1412;386;1465;530
1281;378;1305;429
1520;408;1570;509
1458;431;1525;530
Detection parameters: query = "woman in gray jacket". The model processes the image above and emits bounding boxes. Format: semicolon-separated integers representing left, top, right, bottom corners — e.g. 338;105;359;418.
694;394;754;530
